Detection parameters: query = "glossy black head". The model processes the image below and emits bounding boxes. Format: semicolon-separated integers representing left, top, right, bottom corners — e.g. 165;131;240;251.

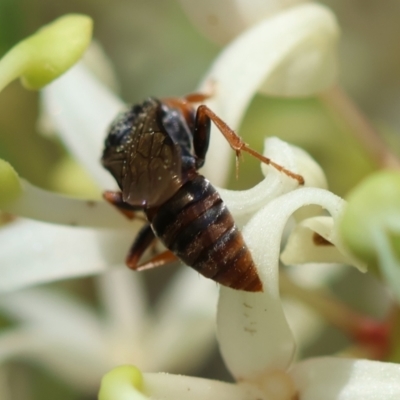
102;98;187;208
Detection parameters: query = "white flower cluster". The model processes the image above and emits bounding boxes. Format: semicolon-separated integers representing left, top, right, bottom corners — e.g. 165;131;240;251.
0;1;399;399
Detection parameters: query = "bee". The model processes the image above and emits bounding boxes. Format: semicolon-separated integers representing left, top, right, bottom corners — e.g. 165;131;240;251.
101;94;303;292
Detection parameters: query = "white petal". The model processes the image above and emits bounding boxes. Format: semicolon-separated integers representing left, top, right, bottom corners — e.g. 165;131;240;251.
146;268;218;372
218;286;296;380
285;263;347;289
277;143;327;190
0;288;111;387
217;188;345;379
96;268;148;344
0;326;109;392
281;216;367;272
0;287;102;336
247;188;344;295
290;357;400;400
216;137;307;228
41;62;125;188
3;178;138;229
0;219;132;292
258;5;338;97
142;373;264;400
0;286;115;391
179;0;310;44
199;4;338;184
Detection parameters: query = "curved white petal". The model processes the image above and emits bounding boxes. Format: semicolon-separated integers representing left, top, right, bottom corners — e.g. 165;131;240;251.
2;178;138;229
0;219;133;292
179;0;309;45
217;137;322;228
281;216;367;272
41;62;125;188
258;5;338;97
142;373;264;400
248;188;344;295
199;4;338;184
290;357;400;400
147;268;218;372
217;188;344;380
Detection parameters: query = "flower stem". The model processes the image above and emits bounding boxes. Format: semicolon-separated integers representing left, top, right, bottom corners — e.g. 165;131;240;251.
319;85;400;169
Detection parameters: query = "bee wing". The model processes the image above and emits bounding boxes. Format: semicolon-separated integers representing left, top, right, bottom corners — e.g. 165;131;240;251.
122;130;182;207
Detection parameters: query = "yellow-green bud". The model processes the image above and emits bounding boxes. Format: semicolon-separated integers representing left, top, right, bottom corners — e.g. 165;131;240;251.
0;14;93;92
340;170;400;268
98;365;146;400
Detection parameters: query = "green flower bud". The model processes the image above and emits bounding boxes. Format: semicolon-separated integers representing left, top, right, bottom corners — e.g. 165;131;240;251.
98;365;145;400
340;171;400;302
0;14;93;92
340;171;400;265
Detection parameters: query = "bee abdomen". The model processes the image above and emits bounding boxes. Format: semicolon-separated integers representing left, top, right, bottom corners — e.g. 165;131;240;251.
149;175;262;292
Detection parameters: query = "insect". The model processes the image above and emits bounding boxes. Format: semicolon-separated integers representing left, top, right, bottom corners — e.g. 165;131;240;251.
101;94;304;292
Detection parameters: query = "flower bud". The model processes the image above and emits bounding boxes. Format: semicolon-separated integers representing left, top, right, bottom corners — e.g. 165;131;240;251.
340;171;400;301
0;14;92;92
99;365;146;400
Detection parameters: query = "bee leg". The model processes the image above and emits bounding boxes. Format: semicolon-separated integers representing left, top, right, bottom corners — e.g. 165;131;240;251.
126;224;178;271
103;190;145;220
193;105;305;185
134;250;179;272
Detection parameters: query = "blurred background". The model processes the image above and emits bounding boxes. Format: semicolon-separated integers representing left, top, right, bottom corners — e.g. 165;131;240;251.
1;1;400;399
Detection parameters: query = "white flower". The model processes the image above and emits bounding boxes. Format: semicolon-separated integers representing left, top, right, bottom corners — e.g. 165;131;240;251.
0;1;339;292
0;2;347;396
178;0;312;45
0;268;218;393
98;182;400;400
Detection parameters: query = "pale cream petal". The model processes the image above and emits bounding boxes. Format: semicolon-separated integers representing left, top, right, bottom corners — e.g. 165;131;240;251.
0;219;132;292
2;178;138;229
217;187;344;379
0;326;110;392
258;5;338;97
142;373;264;400
281;216;367;272
199;4;338;184
96;269;148;345
41;62;125;188
0;286;115;390
179;0;309;44
246;188;344;295
217;137;309;228
290;357;400;400
146;268;218;372
0;287;103;336
218;286;296;380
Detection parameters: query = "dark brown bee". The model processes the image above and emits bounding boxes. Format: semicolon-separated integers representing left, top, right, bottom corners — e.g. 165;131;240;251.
101;94;304;292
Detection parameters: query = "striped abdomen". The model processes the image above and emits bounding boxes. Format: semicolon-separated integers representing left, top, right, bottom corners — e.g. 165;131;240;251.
146;175;263;292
